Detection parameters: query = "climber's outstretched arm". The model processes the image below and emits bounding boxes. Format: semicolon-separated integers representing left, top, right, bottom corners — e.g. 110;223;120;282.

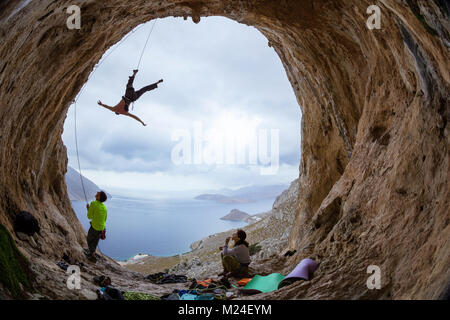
97;100;114;112
124;112;147;126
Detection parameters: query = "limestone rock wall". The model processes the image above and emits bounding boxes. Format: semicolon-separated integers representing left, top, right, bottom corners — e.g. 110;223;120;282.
0;0;448;299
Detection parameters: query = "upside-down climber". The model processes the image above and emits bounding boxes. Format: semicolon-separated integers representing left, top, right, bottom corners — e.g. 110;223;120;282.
97;69;163;126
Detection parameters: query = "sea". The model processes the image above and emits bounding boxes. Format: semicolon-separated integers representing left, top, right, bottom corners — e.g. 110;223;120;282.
71;195;274;261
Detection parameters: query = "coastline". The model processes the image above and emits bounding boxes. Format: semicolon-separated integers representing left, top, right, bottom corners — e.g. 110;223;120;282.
72;196;265;261
121;179;299;278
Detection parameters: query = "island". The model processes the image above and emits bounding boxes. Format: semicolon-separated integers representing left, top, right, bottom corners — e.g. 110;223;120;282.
220;209;262;224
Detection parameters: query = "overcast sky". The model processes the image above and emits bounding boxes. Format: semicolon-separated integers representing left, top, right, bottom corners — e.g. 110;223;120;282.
62;17;301;199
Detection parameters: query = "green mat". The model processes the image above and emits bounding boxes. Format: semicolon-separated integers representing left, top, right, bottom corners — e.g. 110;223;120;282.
241;273;286;294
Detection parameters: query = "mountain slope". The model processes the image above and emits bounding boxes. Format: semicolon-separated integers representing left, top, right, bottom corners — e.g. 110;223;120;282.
65;166;110;201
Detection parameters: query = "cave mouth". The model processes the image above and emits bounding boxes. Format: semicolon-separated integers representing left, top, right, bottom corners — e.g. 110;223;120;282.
62;16;302;261
0;0;448;299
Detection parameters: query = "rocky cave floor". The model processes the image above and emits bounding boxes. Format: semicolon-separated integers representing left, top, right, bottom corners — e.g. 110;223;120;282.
12;197;301;301
21;243;295;301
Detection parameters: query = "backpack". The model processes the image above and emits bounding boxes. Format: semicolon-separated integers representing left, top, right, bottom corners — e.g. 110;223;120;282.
14;211;40;236
104;286;124;300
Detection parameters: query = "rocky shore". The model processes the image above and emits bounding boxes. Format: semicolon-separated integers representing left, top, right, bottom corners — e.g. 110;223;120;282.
122;179;299;279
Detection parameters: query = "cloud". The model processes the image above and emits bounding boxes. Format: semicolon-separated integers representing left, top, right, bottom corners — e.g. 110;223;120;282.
62;17;301;195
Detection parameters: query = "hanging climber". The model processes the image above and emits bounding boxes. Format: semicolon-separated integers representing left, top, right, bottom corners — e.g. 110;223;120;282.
97;70;163;126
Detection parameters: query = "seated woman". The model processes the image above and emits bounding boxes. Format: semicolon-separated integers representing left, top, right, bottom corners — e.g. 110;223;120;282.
219;229;251;278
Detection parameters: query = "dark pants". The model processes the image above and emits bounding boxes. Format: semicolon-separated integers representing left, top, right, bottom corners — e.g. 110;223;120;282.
124;74;158;103
221;253;249;276
87;226;101;255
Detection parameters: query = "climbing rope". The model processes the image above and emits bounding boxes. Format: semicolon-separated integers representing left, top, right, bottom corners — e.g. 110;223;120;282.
71;20;157;203
73;100;88;204
132;18;158;110
73;20;158;254
70;20;158;257
137;19;157;71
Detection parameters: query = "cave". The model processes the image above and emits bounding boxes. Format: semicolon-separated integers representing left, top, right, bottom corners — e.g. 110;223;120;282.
0;0;448;300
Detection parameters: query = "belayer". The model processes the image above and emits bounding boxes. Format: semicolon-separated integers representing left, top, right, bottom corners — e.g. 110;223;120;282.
97;69;163;126
85;191;108;262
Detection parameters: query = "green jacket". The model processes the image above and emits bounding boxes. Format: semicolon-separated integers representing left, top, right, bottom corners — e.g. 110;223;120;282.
87;200;107;231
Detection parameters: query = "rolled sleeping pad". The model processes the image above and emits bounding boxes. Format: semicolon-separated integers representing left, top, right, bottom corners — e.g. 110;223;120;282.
278;258;318;289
